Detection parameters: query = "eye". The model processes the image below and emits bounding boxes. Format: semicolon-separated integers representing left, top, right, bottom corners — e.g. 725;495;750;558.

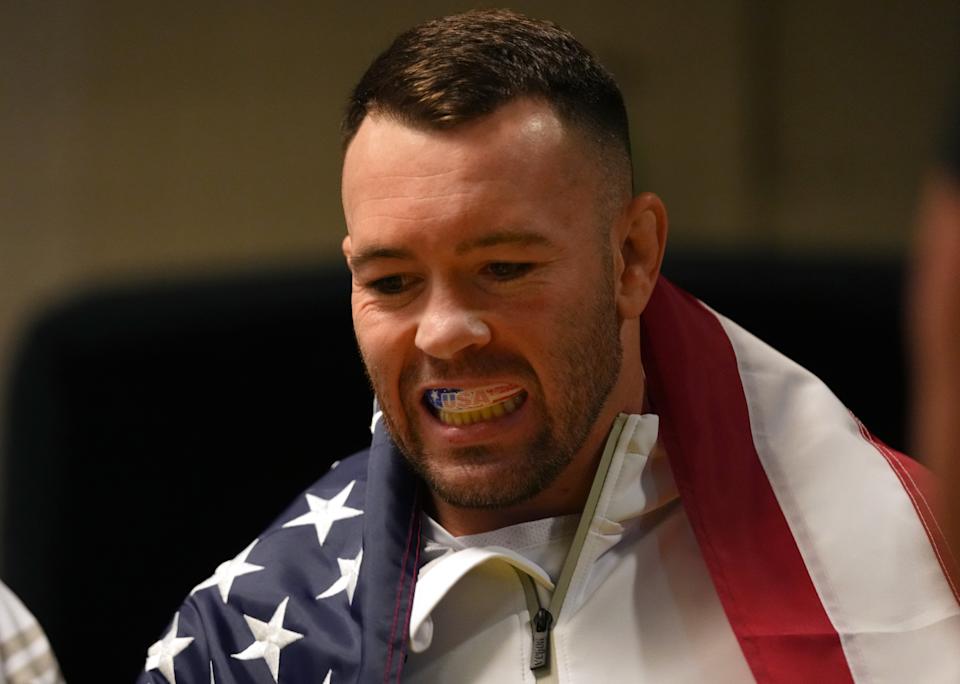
484;262;534;280
365;274;416;295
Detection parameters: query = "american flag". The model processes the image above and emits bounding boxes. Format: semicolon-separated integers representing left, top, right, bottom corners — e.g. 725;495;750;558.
137;419;421;684
138;276;960;682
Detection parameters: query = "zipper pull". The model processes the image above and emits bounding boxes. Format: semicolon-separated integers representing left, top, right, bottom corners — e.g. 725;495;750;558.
530;608;554;670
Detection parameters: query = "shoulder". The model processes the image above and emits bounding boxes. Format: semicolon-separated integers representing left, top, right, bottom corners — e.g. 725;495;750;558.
715;308;960;678
714;309;956;578
139;449;371;683
645;282;960;680
261;447;371;536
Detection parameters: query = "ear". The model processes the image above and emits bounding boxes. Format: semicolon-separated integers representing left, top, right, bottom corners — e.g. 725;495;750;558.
614;192;668;320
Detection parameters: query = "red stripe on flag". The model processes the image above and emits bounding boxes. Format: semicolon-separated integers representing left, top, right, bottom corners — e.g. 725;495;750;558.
395;513;422;684
856;421;960;606
640;278;853;683
384;491;420;683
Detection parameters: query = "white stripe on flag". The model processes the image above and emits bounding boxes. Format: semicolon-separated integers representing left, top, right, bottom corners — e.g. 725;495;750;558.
717;312;960;683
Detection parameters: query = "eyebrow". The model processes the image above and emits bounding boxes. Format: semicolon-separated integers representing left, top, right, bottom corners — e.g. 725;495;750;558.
454;230;555;255
348;247;413;270
348;229;555;269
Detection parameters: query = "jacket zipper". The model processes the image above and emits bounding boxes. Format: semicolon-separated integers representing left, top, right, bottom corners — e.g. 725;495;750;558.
518;569;559;683
515;414;629;684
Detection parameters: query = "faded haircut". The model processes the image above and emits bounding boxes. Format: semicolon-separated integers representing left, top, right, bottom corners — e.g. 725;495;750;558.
342;8;634;205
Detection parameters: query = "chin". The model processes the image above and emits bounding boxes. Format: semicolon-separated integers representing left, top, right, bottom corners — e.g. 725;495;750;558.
406;443;569;510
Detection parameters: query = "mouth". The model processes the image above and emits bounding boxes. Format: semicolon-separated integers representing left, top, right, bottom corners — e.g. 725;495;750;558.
423;383;528;426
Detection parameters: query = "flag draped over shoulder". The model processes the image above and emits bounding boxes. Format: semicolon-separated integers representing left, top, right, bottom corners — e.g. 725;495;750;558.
136;420;420;684
138;276;960;684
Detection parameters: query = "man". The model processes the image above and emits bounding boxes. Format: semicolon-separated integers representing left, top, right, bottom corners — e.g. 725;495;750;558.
140;10;960;683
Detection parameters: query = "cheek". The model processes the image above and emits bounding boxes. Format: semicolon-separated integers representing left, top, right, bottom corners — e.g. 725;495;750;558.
352;308;413;391
493;303;563;386
355;327;393;381
531;286;612;382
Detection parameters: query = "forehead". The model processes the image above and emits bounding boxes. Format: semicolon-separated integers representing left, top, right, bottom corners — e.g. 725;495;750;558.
341;100;601;242
344;99;568;179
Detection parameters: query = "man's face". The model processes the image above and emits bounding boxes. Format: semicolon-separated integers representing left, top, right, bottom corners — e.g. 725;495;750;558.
341;99;624;510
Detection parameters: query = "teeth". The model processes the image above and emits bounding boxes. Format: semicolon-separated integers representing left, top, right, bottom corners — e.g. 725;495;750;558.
427;384;524;412
437;392;525;426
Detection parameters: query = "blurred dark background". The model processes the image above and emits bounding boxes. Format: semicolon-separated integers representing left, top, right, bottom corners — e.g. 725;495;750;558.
0;1;957;681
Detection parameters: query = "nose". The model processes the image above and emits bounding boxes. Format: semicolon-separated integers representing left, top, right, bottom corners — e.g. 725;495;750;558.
415;287;492;359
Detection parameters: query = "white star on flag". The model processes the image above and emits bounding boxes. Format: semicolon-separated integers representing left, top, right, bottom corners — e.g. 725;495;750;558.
282;481;362;546
231;596;304;682
191;538;265;603
321;670;332;684
316;548;363;605
145;612;194;684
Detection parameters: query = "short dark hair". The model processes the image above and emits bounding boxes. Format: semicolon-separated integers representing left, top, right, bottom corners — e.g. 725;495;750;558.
342;8;632;182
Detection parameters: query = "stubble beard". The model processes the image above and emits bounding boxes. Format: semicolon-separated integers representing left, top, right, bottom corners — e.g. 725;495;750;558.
363;271;623;511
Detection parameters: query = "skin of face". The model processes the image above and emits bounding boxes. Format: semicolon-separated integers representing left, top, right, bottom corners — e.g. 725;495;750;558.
342;98;667;535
